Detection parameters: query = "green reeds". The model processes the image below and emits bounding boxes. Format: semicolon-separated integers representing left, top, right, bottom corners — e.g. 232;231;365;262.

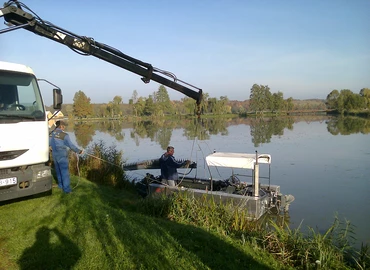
139;191;266;237
353;243;370;270
69;140;134;190
137;191;369;269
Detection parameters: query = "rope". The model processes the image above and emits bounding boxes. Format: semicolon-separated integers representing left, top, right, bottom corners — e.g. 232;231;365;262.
85;152;122;168
72;153;80;189
71;151;123;190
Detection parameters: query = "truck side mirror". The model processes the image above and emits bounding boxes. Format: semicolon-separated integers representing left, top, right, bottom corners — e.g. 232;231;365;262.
53;88;63;110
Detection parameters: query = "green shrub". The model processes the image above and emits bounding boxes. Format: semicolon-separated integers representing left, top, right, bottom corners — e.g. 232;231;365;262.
69;140;134;190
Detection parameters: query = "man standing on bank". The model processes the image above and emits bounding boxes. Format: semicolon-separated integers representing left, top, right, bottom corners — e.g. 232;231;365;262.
159;146;190;186
49;120;83;194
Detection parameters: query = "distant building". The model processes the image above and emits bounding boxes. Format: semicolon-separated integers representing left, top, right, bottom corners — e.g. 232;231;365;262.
46;111;64;128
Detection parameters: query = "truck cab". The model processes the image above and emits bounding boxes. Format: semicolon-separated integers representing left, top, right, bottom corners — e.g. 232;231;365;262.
0;62;45;118
0;61;61;202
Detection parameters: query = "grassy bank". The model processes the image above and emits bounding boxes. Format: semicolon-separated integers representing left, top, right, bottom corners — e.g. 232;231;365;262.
1;177;368;269
0;177;287;270
1;141;368;269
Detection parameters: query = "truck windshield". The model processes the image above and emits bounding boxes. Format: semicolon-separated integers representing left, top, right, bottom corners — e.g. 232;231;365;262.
0;70;45;120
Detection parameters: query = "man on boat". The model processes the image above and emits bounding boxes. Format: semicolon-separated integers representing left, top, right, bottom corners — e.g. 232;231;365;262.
159;146;190;186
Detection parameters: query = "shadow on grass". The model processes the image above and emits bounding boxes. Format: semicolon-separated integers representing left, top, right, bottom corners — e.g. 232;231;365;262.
62;182;276;270
0;190;53;207
18;226;81;270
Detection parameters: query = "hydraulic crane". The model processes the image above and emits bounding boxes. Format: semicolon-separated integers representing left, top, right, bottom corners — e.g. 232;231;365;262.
0;0;203;110
0;1;203;203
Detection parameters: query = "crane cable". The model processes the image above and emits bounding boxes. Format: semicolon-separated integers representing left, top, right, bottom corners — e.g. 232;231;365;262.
176;117;203;186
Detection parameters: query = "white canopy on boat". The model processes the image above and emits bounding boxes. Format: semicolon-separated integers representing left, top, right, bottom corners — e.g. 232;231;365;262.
205;152;271;170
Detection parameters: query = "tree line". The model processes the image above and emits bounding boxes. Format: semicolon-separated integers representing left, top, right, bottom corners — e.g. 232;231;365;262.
326;88;370;113
53;84;369;119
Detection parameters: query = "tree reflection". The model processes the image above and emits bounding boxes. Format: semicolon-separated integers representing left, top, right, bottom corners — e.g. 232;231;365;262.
74;122;95;148
250;117;294;147
183;118;229;140
96;120;125;141
71;116;369;151
156;127;173;149
129;118;229;149
326;116;370;135
131;120;174;150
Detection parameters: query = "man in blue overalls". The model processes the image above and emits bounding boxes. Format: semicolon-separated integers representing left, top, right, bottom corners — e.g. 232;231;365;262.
49;120;83;193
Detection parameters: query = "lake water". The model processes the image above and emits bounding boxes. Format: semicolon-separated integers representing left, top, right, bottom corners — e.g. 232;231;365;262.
68;115;370;247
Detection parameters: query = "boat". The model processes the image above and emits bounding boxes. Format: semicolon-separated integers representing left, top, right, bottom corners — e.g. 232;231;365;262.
125;151;294;220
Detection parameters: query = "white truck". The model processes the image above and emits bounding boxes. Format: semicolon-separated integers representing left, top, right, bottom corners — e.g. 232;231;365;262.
0;61;62;202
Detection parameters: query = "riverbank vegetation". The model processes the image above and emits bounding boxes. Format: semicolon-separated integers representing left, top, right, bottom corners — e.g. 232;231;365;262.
53;115;370;154
4;141;366;269
47;85;370;120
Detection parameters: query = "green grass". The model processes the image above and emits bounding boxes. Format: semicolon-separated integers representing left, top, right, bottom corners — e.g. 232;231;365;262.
0;177;289;270
2;140;367;269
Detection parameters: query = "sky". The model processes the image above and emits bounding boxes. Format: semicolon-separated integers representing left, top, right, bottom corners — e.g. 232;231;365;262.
1;0;369;104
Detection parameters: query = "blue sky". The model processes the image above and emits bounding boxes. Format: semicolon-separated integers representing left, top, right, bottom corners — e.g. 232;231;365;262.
1;0;369;104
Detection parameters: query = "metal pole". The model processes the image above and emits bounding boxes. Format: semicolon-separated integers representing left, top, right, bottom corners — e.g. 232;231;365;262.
254;151;259;197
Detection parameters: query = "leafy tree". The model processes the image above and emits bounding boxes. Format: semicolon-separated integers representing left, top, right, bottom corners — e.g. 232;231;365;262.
346;93;365;110
134;97;146;117
108;96;123;117
326;88;368;113
155;85;173;114
73;90;93;118
339;89;354;112
63;104;73;117
360;88;370;109
182;97;197;115
199;92;209;114
172;100;186;115
207;97;218;114
130;90;139;116
155;85;170;103
131;90;138;104
271;91;284;112
326;89;340;110
95;104;109;118
285;97;294;111
219;96;231;114
249;84;272;112
143;95;156;116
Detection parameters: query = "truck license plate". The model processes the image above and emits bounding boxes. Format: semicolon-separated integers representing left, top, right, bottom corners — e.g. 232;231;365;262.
0;177;17;187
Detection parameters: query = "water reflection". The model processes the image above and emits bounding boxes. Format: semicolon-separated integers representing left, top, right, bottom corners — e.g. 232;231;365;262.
130;120;173;149
326;116;370;135
74;122;95;148
68;115;370;149
249;117;294;147
183;118;229;140
96;120;125;141
127;118;230;149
